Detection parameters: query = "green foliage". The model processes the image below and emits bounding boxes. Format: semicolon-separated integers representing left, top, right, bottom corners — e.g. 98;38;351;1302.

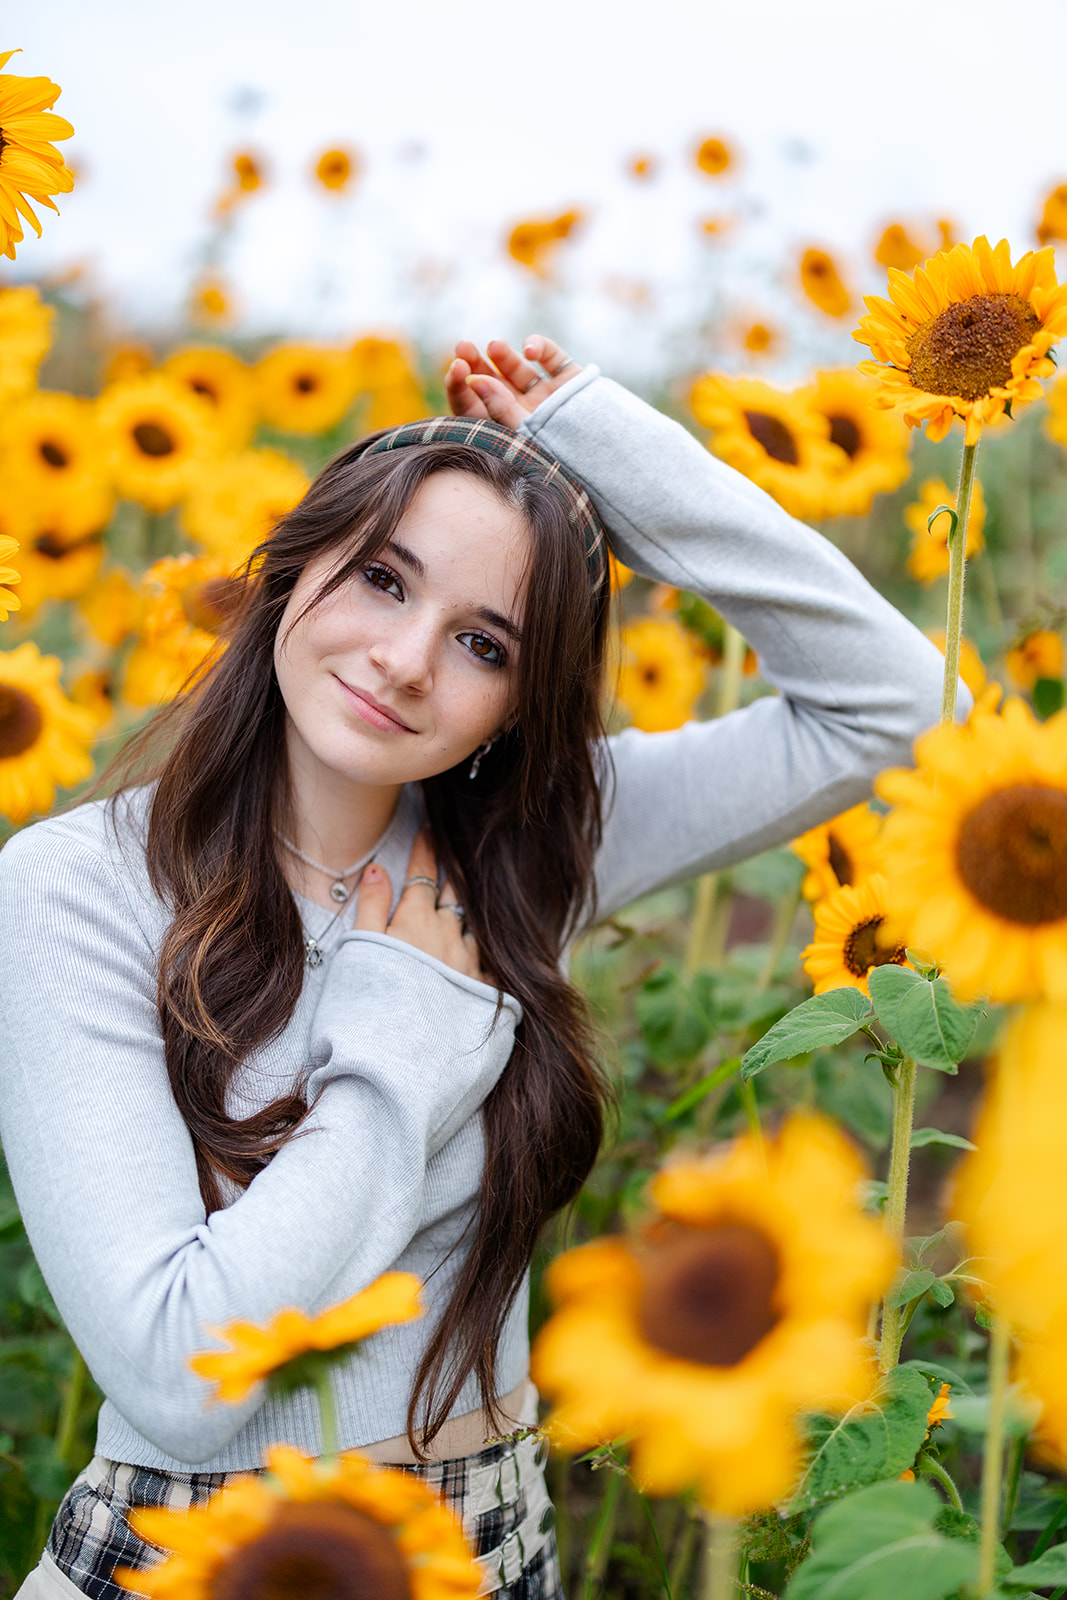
866;966;982;1073
740;988;872;1080
1002;1542;1067;1590
785;1480;977;1600
788;1367;935;1514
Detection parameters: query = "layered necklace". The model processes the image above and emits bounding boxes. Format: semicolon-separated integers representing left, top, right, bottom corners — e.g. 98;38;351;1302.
275;809;402;967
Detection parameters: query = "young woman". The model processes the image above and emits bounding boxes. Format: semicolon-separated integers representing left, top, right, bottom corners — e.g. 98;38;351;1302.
0;336;948;1600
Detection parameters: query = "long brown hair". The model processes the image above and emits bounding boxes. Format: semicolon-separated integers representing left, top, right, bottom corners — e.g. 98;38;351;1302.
107;434;614;1450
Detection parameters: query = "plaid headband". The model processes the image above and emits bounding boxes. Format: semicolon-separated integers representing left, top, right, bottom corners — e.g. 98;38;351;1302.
361;416;607;584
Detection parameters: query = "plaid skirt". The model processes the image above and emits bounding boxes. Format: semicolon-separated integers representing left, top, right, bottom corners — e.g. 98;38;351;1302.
33;1429;563;1599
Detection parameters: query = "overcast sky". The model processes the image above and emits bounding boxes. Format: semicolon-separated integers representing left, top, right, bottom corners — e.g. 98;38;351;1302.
6;0;1067;383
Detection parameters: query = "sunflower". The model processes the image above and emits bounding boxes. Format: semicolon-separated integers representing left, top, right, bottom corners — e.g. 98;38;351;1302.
609;554;633;593
799;248;852;317
255;343;360;435
162;346;257;451
117;1444;480;1600
1006;629;1064;692
695;136;732;177
0;49;75;261
532;1115;895;1515
77;568;144;649
926;629;988;701
103;342;153;384
350;336;415;392
1037;183;1067;247
905;477;986;584
123;555;241;706
506;210;583;276
70;668;114;731
791;801;885;903
628;154;657;181
183;449;308;568
9;532;102;620
615;617;706;732
190;1274;422;1405
689;374;843;520
802;874;910;997
0;531;19;621
875;224;926;273
877;696;1067;1001
0;283;53;403
315;147;357;192
0;642;96;823
0;391;114;540
189;275;233;325
741;321;781;357
800;369;911;516
97;374;222;512
854;236;1067;445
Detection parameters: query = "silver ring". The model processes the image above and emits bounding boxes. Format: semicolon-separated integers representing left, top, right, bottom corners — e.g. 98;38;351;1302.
548;354;575;377
521;374;541;394
403;876;439;893
438;902;465;919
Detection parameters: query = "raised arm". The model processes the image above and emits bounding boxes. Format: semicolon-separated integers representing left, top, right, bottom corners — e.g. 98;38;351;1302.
0;816;519;1463
447;339;957;923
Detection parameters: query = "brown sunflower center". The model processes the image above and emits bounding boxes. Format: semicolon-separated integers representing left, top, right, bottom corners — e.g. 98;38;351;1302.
0;685;43;759
181;576;245;635
843;916;907;977
828;415;862;458
132;421;177;457
641;665;661;686
39;439;69;469
905;293;1042;402
191;379;219;403
827;832;853;886
209;1502;411;1600
295;373;320;394
637;1222;780;1367
743;411;798;466
957;785;1067;925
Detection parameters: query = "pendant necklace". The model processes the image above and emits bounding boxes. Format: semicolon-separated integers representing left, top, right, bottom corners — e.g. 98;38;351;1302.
276;810;402;968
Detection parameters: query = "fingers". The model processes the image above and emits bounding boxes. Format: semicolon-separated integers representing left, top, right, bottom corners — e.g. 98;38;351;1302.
465;374;527;430
404;830;439;887
445;356;485;418
522;335;581;382
486;338;547;397
353;862;392;933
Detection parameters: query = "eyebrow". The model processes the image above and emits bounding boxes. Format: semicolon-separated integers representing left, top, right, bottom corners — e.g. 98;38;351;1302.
384;538;524;644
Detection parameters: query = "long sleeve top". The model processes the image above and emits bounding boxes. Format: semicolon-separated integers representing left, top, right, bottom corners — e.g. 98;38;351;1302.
0;366;950;1471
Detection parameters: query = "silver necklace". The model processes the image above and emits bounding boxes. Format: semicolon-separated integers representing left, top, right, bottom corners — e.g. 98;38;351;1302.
276;810;403;968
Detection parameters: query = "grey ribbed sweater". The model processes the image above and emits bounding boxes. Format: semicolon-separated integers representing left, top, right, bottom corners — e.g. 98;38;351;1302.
0;366;952;1470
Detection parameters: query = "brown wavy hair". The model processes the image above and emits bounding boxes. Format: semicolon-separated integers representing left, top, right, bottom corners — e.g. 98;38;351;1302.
106;433;614;1451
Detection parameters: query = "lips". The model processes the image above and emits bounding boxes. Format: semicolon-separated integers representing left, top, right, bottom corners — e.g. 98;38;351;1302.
334;676;416;733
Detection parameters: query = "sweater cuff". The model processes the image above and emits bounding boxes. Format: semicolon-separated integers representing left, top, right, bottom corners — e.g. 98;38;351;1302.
332;929;522;1021
519;364;601;438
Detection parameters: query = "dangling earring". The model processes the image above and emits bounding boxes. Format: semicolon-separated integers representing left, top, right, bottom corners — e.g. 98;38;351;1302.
469;739;494;779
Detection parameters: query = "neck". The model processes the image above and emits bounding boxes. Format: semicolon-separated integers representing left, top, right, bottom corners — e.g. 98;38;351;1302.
281;721;403;875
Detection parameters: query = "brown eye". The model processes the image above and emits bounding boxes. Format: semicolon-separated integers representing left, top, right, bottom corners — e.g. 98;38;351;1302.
459;632;505;668
363;564;402;599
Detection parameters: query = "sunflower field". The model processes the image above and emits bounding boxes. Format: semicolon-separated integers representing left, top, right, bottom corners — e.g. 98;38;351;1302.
10;43;1067;1600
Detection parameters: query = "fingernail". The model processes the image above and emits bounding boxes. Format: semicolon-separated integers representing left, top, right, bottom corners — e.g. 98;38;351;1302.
365;865;383;882
469;378;492;398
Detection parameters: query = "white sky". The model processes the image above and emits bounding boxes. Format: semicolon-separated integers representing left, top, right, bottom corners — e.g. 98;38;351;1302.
6;0;1067;384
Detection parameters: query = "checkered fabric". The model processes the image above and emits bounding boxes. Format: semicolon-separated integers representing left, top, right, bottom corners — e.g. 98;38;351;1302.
44;1430;562;1599
362;416;607;585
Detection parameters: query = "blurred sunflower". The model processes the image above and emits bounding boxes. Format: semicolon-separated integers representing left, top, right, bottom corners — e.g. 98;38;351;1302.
609;553;633;593
0;391;114;540
0;535;19;621
191;1274;422;1404
0;48;75;260
70;668;114;732
189;275;233;325
10;533;102;619
0;642;96;822
740;321;781;357
799;248;852;317
800;369;911;516
628;153;657;180
162;345;256;450
118;1444;480;1600
926;629;988;700
854;236;1067;444
694;136;733;176
875;223;926;273
791;801;885;903
0;283;53;403
533;1115;895;1515
124;555;242;706
506;210;583;277
183;449;308;568
97;374;221;512
689;374;842;520
77;568;144;650
878;696;1067;1001
802;874;910;997
1006;629;1064;692
350;335;415;391
315;146;357;192
615;617;705;732
255;343;360;435
905;477;986;584
102;342;153;385
1037;183;1067;246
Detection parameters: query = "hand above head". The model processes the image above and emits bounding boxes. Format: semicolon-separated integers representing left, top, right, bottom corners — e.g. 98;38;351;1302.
354;830;487;984
445;335;584;429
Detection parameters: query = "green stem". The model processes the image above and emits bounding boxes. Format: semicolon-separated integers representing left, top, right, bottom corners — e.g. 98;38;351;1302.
581;1468;621;1599
739;1079;766;1167
684;872;720;979
758;881;801;991
941;440;979;725
703;1511;738;1600
55;1347;87;1468
878;1056;918;1373
1001;1432;1026;1546
685;625;747;978
716;624;746;719
316;1369;338;1459
978;1312;1012;1596
918;1454;964;1513
668;1510;701;1599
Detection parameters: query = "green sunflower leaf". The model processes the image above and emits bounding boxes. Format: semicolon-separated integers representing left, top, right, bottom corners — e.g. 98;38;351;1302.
785;1479;977;1600
999;1541;1067;1590
788;1366;934;1514
910;1127;977;1151
867;966;981;1072
740;988;872;1080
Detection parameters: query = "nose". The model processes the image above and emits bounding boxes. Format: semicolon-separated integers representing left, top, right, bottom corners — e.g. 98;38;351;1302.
367;612;435;695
